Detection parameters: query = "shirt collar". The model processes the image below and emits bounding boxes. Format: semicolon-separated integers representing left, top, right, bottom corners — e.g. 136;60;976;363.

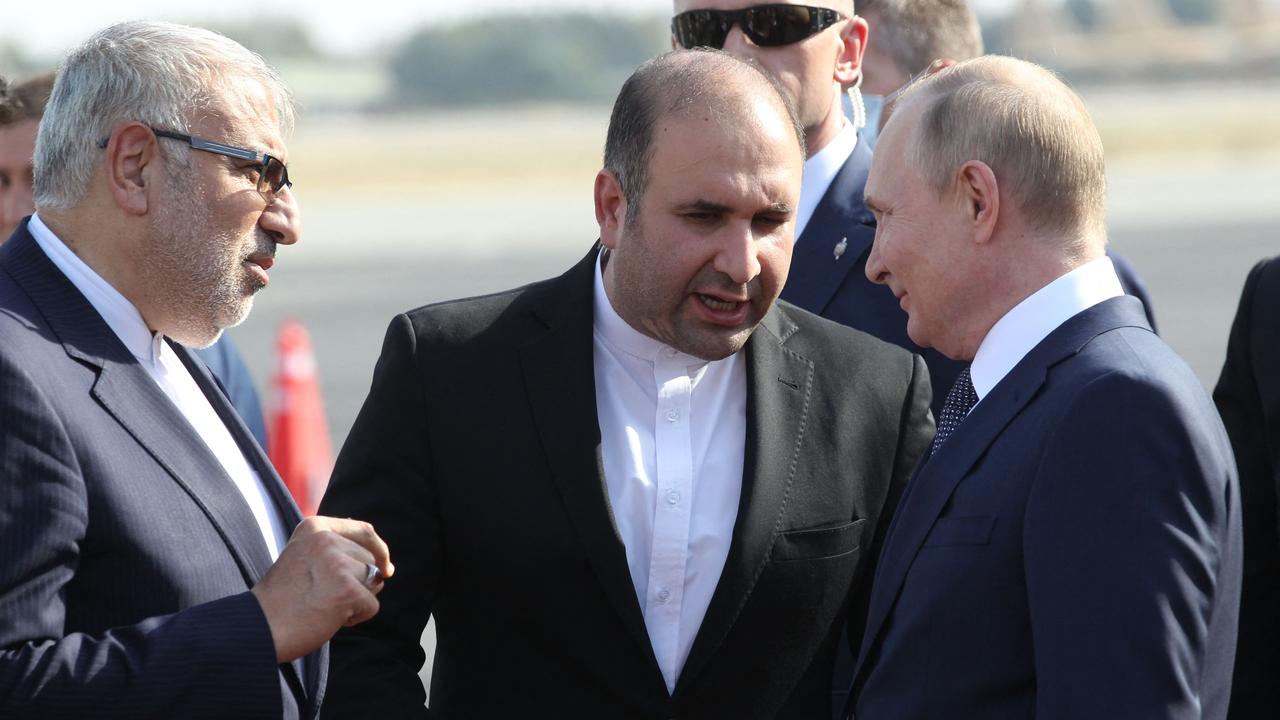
27;213;163;368
593;249;704;366
970;255;1124;400
795;122;858;240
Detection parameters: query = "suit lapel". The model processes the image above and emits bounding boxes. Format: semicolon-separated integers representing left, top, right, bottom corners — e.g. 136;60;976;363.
3;227;278;587
676;306;815;693
518;246;666;687
853;297;1153;684
781;135;876;315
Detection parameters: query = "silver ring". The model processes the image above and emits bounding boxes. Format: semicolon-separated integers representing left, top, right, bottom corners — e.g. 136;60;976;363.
362;563;380;587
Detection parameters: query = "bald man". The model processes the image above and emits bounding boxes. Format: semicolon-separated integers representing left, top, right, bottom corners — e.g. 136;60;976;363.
848;56;1240;719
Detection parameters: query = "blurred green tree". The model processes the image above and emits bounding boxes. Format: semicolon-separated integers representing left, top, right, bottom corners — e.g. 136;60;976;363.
389;13;669;107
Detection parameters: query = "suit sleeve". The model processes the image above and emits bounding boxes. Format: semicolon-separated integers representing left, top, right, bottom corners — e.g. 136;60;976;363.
1023;370;1239;719
317;314;438;719
0;351;282;718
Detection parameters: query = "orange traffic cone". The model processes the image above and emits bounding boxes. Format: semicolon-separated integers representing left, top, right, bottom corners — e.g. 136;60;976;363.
268;320;333;516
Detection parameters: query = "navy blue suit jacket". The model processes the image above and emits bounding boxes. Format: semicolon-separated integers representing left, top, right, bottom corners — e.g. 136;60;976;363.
0;223;325;718
850;297;1241;719
780;136;1159;418
1214;256;1280;718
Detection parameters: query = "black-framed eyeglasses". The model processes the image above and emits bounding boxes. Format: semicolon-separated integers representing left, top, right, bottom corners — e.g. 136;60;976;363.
97;127;292;203
672;4;847;50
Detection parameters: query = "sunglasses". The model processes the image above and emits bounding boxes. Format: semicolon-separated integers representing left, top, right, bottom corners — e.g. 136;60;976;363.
672;4;848;50
98;127;292;203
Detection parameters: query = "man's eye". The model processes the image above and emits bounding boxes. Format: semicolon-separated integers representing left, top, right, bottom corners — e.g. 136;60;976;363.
0;172;11;189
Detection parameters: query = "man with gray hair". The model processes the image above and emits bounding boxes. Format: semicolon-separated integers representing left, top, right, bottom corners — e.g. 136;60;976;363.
0;22;391;718
847;56;1241;719
319;48;932;718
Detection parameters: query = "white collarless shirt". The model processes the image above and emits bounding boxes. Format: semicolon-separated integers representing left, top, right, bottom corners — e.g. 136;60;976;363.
28;213;288;561
795;121;858;240
592;253;747;693
970;256;1125;403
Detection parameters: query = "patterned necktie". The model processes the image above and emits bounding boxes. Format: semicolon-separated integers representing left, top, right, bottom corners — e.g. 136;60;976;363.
931;366;978;455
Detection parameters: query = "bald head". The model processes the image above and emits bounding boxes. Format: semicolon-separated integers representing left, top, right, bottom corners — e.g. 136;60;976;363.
604;49;804;223
895;55;1106;249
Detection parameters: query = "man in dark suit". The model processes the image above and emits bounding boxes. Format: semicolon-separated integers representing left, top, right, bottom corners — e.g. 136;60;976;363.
848;56;1241;719
318;49;933;719
1214;256;1280;718
0;22;392;718
0;71;270;450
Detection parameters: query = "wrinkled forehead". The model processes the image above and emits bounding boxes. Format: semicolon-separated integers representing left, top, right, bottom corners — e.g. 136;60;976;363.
194;75;287;156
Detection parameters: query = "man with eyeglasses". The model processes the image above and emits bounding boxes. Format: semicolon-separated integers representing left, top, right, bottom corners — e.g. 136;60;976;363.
318;49;932;719
0;22;392;719
672;0;965;420
1;71;273;454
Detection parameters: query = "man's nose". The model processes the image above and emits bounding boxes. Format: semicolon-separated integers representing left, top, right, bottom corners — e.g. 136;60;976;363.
714;224;762;286
259;186;300;246
864;231;888;284
721;23;755;54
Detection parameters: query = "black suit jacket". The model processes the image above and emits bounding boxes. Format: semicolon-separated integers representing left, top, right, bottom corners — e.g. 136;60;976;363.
852;298;1241;719
1214;256;1280;718
0;223;325;718
318;245;934;718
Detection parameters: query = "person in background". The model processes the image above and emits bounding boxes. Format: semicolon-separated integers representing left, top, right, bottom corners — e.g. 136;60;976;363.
318;49;932;718
671;0;966;418
856;0;1159;330
848;55;1240;719
0;70;269;449
0;22;392;717
1214;256;1280;719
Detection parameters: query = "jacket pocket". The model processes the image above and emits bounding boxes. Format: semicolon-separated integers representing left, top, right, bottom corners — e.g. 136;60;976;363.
922;515;997;547
770;518;866;562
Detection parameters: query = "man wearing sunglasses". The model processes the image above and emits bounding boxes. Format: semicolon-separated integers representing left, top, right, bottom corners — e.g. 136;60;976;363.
673;1;965;421
0;22;392;718
0;71;272;455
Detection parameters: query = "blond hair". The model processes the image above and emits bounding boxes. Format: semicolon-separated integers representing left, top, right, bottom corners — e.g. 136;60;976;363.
901;56;1106;244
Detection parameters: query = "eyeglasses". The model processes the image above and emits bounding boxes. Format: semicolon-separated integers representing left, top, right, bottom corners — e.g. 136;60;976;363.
97;127;292;203
672;4;847;50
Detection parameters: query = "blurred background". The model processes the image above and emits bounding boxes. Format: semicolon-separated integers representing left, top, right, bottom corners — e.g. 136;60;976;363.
3;0;1278;447
4;0;1278;697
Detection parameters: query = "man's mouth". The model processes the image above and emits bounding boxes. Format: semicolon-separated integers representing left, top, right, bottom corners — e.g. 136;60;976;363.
697;293;744;312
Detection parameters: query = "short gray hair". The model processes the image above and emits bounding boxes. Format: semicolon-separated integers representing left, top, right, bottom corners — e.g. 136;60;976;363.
901;56;1106;241
603;49;804;226
860;0;984;78
34;21;295;209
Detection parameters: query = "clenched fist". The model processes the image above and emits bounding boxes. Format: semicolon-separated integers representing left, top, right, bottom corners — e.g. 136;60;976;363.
251;516;394;663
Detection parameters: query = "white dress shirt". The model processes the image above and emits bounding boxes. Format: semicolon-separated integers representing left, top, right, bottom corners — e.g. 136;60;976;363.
970;256;1125;403
795;121;858;240
28;213;288;561
592;253;747;693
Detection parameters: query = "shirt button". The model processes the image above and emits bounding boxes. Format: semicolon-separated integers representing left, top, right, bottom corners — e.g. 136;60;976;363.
666;489;681;505
666;348;678;358
666;409;679;422
657;588;671;602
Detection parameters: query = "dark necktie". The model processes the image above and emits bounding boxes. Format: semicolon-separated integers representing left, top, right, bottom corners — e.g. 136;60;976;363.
931;366;978;455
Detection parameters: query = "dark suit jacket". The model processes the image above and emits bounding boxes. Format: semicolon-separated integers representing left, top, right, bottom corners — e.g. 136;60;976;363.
1214;256;1280;719
317;245;934;719
0;223;325;719
781;135;1159;420
850;297;1241;720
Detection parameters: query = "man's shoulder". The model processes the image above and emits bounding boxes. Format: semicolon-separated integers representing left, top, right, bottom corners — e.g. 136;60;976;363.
774;298;916;365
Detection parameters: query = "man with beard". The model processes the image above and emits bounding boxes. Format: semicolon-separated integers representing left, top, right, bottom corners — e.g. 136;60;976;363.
318;49;932;718
0;71;271;450
0;22;392;719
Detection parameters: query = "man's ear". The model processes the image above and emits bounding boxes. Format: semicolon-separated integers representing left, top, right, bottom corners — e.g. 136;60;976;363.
595;169;628;250
835;15;869;87
956;160;999;244
103;122;160;216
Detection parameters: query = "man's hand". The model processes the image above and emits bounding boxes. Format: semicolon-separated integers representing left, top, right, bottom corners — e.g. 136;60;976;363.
251;516;395;663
